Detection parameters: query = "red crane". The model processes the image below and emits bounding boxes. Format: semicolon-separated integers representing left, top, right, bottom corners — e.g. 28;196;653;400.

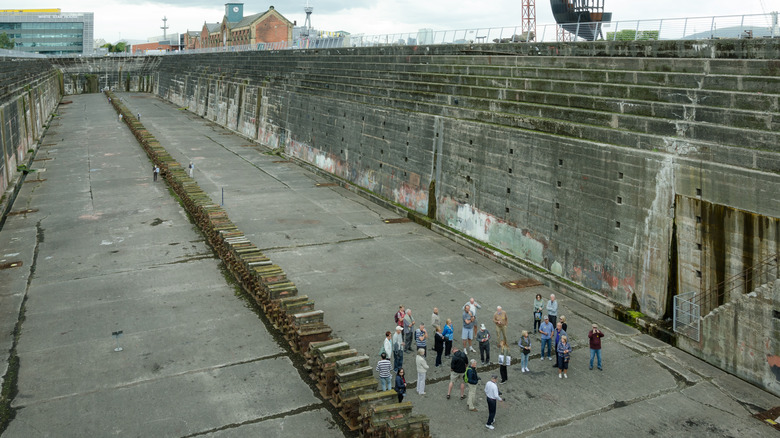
522;0;537;41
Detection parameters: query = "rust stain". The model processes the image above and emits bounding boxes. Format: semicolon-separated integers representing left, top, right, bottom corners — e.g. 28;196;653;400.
0;261;23;269
501;278;543;289
753;406;780;431
383;218;411;224
7;208;38;216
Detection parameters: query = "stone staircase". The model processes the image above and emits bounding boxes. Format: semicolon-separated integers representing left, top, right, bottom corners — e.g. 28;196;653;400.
152;42;780;320
156;45;780;172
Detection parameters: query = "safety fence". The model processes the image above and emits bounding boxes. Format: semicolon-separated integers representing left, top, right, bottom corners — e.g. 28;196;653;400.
5;12;776;58
172;12;778;55
673;291;700;342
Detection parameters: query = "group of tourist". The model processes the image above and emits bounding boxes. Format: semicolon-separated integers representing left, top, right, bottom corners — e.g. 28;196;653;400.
375;293;607;430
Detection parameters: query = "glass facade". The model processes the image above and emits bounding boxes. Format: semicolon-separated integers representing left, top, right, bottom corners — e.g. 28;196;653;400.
0;12;93;55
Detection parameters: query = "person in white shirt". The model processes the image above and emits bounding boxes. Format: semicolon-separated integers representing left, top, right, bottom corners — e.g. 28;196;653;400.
484;374;503;430
463;298;481;347
383;331;393;367
415;349;429;395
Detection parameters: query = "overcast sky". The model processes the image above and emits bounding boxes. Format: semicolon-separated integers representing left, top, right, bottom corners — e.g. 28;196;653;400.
18;0;780;42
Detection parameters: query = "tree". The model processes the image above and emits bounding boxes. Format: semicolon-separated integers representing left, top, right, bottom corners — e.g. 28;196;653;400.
0;32;14;50
606;29;660;41
101;42;128;53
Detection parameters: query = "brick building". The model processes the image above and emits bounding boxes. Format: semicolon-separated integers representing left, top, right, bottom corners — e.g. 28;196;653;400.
131;41;176;54
187;4;293;49
183;30;201;50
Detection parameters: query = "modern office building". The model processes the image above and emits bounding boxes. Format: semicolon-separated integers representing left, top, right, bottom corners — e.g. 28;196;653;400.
0;9;94;55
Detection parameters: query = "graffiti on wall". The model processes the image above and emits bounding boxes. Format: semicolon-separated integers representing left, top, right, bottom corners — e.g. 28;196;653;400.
438;196;640;301
258;124;280;149
768;355;780;381
572;262;636;300
285;137;428;213
392;181;428;213
439;196;546;264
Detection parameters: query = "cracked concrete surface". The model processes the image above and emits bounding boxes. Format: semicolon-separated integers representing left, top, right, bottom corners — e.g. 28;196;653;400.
0;94;346;437
2;92;776;437
111;92;778;437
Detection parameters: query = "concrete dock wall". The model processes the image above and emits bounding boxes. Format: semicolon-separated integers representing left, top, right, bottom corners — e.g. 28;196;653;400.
0;56;158;197
49;56;161;94
0;58;60;195
151;40;780;323
4;38;778;394
677;279;780;396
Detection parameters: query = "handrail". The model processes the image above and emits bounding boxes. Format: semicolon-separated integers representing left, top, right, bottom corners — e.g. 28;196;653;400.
171;12;778;56
10;11;777;58
694;253;779;314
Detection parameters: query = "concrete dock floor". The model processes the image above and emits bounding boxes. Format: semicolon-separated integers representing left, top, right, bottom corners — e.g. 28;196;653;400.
1;93;777;437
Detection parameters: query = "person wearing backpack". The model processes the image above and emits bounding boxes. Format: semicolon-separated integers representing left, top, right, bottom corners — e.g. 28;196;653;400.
394;305;405;326
446;347;468;400
465;359;480;411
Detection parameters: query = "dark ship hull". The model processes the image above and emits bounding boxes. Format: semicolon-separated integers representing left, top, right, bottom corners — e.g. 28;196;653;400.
550;0;612;41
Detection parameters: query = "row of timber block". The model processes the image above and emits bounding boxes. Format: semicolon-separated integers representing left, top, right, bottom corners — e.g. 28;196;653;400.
107;91;429;437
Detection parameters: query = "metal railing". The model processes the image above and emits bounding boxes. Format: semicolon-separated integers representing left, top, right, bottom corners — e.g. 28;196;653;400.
694;253;779;317
169;12;778;56
0;48;46;58
673;291;700;342
674;252;778;341
2;12;775;58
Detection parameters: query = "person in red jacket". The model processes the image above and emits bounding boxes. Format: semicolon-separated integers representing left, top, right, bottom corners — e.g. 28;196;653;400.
588;323;605;370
